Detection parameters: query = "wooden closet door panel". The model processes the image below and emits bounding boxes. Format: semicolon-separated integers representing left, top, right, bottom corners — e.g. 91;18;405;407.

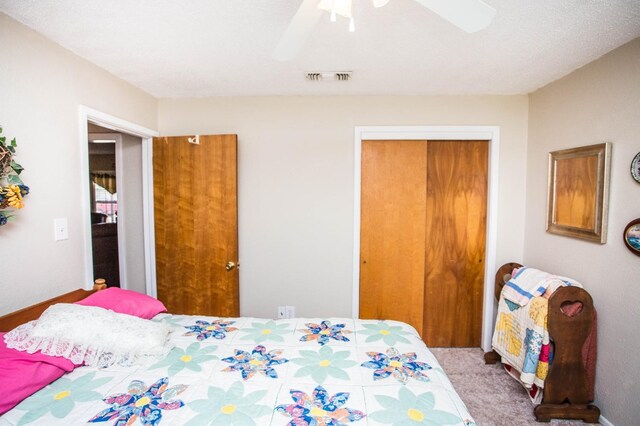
423;140;488;347
360;140;427;335
154;135;239;316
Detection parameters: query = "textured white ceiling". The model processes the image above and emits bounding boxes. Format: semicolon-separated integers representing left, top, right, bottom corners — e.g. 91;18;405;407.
2;0;640;98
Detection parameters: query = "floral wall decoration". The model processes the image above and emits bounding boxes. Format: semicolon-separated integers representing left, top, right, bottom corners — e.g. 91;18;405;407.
0;127;29;228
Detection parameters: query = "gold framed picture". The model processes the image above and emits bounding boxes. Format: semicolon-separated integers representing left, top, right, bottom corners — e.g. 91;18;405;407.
547;142;611;243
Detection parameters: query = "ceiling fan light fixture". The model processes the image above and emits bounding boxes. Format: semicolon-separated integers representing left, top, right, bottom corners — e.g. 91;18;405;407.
273;0;495;62
318;0;353;20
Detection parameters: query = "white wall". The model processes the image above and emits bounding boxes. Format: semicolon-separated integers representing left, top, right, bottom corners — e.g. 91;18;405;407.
120;133;146;294
525;38;640;426
0;13;157;314
158;95;529;319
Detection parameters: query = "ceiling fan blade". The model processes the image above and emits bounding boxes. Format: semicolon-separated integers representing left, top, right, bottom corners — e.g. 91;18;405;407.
412;0;496;33
273;0;325;61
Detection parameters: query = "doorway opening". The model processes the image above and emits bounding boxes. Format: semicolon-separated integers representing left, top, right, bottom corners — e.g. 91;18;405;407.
87;130;121;287
79;106;158;295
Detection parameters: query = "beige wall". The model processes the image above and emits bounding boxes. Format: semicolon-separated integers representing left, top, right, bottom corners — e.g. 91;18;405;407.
526;38;640;425
158;95;529;319
120;133;146;294
0;13;157;314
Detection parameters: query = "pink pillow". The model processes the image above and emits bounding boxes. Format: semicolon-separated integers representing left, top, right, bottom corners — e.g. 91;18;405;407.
0;332;75;415
76;287;167;319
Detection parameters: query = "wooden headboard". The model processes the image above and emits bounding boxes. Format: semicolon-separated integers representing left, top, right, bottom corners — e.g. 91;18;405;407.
0;280;107;332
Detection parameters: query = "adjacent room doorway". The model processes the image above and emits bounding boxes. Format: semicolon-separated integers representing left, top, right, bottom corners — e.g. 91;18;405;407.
79;107;158;295
87;132;120;287
86;126;148;293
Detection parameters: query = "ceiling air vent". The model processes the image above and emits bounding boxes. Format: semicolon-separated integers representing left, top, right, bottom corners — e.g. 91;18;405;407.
305;71;353;81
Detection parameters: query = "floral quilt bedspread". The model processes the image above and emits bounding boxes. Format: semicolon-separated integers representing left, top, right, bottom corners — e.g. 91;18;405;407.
0;316;475;426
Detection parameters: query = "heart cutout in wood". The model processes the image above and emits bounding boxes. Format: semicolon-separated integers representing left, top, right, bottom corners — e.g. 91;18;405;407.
560;300;584;317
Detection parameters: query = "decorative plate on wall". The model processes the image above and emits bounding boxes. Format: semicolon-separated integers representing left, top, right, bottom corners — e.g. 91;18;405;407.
623;218;640;257
631;152;640;184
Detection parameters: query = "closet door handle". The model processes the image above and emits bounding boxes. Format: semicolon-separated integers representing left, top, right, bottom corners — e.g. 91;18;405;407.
225;261;236;271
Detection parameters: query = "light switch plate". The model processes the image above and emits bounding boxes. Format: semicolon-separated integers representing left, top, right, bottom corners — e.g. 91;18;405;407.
54;218;68;241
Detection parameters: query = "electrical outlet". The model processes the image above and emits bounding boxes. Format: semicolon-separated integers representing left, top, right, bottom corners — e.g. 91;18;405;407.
277;306;286;319
285;306;295;319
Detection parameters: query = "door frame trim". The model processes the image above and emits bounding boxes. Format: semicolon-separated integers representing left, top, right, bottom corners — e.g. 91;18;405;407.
352;126;500;351
79;106;158;295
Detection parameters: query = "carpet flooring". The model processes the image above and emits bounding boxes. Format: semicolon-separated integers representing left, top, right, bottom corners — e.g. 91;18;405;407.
429;348;600;426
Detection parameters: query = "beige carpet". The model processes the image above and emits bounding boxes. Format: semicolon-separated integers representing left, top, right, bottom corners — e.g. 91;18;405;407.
430;348;599;426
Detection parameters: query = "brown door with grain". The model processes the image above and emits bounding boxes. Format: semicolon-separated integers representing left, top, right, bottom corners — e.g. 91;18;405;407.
153;134;239;316
423;141;488;347
360;140;427;336
360;140;488;347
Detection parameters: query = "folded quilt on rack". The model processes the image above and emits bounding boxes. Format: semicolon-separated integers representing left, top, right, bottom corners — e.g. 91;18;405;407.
492;267;593;404
502;267;578;307
492;294;551;404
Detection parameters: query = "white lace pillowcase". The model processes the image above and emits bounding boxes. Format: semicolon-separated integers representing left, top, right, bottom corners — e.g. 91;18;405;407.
3;303;174;367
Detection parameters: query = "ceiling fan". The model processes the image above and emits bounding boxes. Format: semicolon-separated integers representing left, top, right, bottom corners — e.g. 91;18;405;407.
273;0;497;61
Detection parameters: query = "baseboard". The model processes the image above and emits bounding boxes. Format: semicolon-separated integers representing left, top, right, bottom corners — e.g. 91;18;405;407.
599;415;614;426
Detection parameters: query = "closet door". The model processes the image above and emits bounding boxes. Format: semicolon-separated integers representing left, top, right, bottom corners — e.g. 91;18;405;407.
153;134;239;316
359;139;488;347
360;140;427;335
423;141;488;347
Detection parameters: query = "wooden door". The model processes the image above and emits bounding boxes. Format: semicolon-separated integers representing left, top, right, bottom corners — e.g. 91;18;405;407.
359;139;488;347
423;141;488;347
153;134;239;316
360;140;427;335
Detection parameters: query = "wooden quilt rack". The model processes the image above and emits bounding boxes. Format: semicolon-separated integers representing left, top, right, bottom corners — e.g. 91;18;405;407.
484;263;600;423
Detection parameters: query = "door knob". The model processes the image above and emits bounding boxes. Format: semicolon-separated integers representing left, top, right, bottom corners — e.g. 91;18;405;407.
225;261;236;271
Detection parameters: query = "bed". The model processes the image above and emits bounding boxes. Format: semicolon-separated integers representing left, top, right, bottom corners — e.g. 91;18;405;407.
485;262;600;423
0;285;476;426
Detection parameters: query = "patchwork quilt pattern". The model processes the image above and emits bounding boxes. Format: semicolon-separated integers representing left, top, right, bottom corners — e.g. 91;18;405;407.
492;297;551;404
0;317;475;426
